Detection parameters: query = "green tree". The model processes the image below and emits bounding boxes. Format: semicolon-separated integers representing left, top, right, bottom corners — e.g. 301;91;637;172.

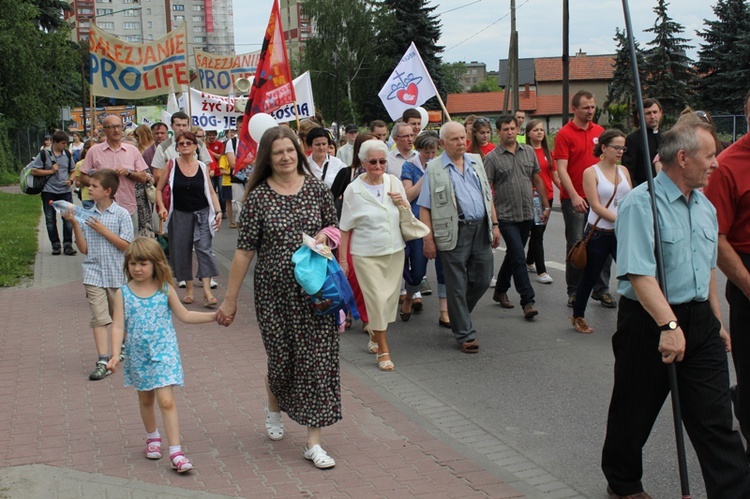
696;0;750;114
367;0;445;119
641;0;697;116
441;61;467;94
300;0;382;126
469;76;501;93
605;27;646;118
0;0;79;171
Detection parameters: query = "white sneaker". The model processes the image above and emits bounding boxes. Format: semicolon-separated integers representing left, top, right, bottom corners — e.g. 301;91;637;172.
196;278;218;289
489;277;497;288
178;281;186;288
527;264;537;273
303;444;335;469
536;273;553;284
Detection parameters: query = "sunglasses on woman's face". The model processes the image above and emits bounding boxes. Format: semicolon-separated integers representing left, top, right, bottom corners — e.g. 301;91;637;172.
367;159;387;165
177;141;194;147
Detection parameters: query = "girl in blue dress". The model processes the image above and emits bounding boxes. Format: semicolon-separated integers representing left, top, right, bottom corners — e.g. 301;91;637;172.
107;237;216;473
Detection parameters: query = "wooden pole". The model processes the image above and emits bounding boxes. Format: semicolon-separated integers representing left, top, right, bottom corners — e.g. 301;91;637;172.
435;92;452;122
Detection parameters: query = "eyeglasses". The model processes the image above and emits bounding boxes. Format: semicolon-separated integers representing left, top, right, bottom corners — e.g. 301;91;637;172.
367;159;387;165
396;134;414;139
177;141;195;146
103;125;122;130
607;145;628;152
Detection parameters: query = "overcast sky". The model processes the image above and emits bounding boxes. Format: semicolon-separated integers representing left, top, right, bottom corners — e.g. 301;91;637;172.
235;0;716;67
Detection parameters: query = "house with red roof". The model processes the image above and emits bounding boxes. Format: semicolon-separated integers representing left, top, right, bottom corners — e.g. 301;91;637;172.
446;51;615;131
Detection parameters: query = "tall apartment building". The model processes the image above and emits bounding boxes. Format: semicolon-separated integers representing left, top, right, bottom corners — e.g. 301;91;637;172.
67;0;235;65
280;0;312;65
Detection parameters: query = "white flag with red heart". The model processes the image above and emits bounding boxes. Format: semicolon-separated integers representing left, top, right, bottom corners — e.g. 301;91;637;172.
378;42;438;121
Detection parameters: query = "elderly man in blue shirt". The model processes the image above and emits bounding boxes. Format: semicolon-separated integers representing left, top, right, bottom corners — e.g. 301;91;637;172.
601;118;750;499
417;122;501;354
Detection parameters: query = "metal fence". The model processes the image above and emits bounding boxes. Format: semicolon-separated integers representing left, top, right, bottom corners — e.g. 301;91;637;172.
712;114;747;143
10;128;50;169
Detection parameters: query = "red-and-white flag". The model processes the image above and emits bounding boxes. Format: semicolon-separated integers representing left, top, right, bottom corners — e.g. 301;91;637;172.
235;0;296;172
378;42;438;121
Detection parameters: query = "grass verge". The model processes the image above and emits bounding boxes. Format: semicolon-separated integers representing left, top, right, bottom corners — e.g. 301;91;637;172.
0;192;40;287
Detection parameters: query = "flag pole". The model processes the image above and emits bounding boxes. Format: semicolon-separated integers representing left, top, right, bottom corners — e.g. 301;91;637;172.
620;0;690;497
435;92;452;122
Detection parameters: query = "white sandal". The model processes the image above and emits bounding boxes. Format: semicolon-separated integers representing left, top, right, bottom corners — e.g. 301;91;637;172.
377;353;394;371
367;329;378;354
265;406;285;441
303;444;336;469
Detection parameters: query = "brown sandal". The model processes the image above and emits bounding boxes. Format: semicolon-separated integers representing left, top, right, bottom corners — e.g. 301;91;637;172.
572;317;593;334
459;340;479;354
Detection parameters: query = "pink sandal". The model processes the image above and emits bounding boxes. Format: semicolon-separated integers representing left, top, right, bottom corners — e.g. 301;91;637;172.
170;451;194;473
145;438;162;460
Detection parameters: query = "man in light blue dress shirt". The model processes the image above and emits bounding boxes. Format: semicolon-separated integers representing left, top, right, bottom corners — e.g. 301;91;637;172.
417;122;501;353
601;118;750;498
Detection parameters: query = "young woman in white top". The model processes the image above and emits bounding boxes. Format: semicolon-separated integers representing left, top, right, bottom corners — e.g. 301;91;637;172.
305;127;346;189
572;129;632;333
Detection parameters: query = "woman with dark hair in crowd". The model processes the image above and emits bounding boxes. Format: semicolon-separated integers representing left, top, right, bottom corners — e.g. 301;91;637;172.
571;129;632;333
305;127;346;189
525;119;560;284
217;126;341;469
469;117;495;158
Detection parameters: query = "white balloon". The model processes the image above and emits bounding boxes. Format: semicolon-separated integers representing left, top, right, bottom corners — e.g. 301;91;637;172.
249;113;278;142
416;106;429;131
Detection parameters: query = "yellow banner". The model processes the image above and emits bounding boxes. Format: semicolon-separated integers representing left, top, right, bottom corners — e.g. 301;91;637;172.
194;50;260;96
89;24;189;99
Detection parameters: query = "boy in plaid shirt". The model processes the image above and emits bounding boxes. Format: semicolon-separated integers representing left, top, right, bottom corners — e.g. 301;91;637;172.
63;169;133;380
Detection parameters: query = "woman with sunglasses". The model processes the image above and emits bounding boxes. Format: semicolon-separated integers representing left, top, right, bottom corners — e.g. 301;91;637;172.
339;140;409;371
156;131;222;308
470;117;495;158
571;129;632;333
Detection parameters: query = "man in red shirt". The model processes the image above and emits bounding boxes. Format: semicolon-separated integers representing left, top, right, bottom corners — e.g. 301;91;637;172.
553;90;614;308
704;89;750;460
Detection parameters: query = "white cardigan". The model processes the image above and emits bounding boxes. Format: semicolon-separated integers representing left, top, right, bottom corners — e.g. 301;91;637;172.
339;174;406;257
165;160;218;236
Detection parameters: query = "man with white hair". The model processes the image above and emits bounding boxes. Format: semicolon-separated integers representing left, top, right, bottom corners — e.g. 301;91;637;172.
417;122;501;354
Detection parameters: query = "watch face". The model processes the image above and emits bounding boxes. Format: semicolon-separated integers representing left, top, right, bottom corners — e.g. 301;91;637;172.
668;321;678;330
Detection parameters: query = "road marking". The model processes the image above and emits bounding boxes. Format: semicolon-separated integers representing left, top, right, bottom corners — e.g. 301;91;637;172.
493;247;566;271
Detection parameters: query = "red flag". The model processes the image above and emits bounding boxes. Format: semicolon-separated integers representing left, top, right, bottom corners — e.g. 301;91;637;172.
235;0;296;172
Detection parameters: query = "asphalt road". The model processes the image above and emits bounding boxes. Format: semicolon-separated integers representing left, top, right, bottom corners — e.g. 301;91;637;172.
210;208;738;499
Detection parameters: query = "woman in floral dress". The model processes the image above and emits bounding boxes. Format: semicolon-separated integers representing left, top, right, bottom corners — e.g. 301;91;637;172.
217;126;341;469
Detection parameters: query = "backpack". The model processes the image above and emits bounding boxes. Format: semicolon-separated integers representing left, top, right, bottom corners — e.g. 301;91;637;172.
20;149;73;195
292;245;359;319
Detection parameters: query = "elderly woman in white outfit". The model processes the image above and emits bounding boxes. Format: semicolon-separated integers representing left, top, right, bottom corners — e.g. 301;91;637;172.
339;140;408;371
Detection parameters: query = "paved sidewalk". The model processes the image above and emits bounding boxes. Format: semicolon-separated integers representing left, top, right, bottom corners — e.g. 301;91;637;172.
0;209;530;498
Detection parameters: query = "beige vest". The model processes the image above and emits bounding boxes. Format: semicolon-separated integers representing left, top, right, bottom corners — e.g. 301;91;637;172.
425;153;493;251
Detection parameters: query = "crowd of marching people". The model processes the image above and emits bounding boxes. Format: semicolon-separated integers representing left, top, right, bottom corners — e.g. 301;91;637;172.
27;88;750;497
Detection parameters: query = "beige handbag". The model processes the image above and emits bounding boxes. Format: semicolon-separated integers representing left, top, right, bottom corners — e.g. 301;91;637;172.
389;175;430;241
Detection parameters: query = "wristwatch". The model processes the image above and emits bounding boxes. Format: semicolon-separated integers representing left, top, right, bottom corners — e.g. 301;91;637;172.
659;320;679;331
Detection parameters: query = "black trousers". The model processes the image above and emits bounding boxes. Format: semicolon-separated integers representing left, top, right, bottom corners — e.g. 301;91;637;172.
602;297;750;498
728;252;750;458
